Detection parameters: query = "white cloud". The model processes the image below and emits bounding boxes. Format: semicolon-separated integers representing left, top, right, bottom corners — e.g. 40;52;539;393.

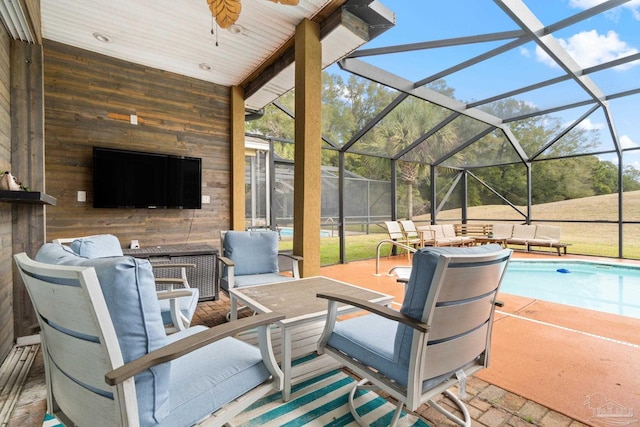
535;30;639;70
576;118;604;131
519;46;531;58
569;0;640;20
569;0;606;8
620;134;638;149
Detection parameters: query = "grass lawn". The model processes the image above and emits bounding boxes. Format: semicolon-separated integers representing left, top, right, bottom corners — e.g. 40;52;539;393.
279;191;640;265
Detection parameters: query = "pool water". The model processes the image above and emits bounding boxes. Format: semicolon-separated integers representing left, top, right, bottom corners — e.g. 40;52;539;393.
279;227;332;237
500;261;640;319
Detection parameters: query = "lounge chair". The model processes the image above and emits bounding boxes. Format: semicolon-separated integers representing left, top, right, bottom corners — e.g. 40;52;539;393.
384;221;420;258
399;220;431;247
317;244;512;427
217;230;302;320
52;234;198;333
15;244;284;427
526;225;566;255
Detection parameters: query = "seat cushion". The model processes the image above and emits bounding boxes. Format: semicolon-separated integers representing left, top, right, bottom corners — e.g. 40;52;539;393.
327;314;407;385
221;272;295;292
224;231;279;276
36;243;171;425
69;234;124;258
327;315;482;394
157;331;272;427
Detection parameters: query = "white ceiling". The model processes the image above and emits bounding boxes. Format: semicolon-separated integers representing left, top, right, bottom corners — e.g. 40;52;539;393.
40;0;334;92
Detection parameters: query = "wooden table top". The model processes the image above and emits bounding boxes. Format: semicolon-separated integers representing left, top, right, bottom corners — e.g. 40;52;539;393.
230;276;393;322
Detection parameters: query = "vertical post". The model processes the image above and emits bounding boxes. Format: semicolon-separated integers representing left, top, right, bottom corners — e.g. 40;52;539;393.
390;159;397;220
230;85;246;230
618;151;624;258
293;18;322;277
526;163;532;224
339;151;345;264
269;139;277;230
461;170;468;223
430;165;436;224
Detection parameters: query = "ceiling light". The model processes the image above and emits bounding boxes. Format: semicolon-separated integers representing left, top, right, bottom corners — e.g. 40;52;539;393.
199;63;212;71
93;32;111;43
227;24;244;35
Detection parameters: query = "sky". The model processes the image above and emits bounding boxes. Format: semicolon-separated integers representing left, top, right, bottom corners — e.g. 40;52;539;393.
326;0;640;167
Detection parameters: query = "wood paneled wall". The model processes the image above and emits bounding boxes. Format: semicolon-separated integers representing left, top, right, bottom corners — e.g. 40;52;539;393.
11;40;46;339
0;27;14;360
44;41;231;249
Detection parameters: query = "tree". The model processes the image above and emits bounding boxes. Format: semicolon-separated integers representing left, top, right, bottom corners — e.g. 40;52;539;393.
362;95;459;219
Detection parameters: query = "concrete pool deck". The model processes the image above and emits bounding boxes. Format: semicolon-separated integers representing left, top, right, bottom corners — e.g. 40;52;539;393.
5;250;638;426
319;251;640;426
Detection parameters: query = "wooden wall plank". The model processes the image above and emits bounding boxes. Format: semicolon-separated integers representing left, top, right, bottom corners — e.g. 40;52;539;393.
44;40;231;250
11;40;46;339
0;26;13;360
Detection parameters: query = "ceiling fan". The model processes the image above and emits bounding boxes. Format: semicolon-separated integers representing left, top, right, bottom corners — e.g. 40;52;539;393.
207;0;300;29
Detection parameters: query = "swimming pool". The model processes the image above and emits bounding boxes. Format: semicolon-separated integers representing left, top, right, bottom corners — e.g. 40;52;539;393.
278;227;332;237
501;260;640;319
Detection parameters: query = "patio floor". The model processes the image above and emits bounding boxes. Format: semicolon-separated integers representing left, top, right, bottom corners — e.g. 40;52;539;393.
6;250;639;426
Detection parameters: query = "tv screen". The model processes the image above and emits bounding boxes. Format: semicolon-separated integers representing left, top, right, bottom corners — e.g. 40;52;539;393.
93;147;202;209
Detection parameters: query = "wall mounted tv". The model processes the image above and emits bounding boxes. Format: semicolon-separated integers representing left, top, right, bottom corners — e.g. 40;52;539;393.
93;147;202;209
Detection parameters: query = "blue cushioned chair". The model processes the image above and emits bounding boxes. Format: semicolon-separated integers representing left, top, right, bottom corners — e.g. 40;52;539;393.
15;244;284;427
217;230;302;320
53;235;199;332
317;244;512;427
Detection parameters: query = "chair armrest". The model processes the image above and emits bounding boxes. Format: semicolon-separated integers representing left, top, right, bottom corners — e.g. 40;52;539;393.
217;256;235;267
155;277;188;286
278;253;302;278
105;312;285;386
155;290;194;300
278;253;303;262
317;292;429;333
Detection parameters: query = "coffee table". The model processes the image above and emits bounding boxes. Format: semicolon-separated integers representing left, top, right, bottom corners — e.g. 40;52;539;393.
229;276;394;401
473;236;507;247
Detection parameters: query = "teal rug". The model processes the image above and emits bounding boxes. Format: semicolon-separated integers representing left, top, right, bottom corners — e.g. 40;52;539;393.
229;369;429;427
42;413;62;427
43;370;429;426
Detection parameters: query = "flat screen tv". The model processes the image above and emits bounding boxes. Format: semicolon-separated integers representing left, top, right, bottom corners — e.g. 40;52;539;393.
93;147;202;209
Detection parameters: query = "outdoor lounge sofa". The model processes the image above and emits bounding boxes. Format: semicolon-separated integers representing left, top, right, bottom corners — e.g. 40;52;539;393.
416;224;474;247
493;223;568;255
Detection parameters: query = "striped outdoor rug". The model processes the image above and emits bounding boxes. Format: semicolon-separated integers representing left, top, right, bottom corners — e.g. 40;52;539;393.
42;370;429;426
229;369;429;427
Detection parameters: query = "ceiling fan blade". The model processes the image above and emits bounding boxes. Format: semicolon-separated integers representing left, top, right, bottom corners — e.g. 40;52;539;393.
207;0;242;29
269;0;300;4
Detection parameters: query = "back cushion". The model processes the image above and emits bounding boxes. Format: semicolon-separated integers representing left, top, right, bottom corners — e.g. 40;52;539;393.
492;223;513;238
224;231;279;275
534;225;561;241
442;224;457;238
395;244;503;369
70;234;123;258
36;243;170;424
432;225;445;239
512;224;537;239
